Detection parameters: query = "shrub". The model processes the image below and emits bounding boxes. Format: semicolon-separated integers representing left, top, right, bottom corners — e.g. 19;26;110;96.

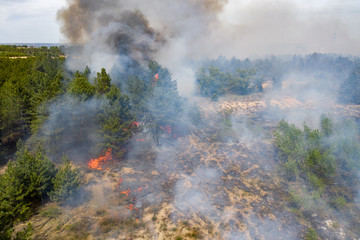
307;173;325;193
305;227;319;240
320;114;333;137
40;206;62;218
13;223;33;240
283;158;298;180
330;196;347;209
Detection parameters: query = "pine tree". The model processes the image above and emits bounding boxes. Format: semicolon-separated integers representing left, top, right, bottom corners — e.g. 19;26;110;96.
98;85;136;156
50;155;81;202
146;61;183;143
126;74;149;119
0;142;56;237
125;61;183;144
68;70;95;101
94;68;111;95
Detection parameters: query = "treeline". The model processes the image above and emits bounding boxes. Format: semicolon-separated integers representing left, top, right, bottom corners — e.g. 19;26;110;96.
196;58;263;99
275;116;360;211
0;45;64;57
196;66;261;99
196;53;359;99
340;64;360;104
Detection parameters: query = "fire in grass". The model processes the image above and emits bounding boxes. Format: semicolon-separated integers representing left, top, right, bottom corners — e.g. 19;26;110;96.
88;148;112;170
116;178;144;211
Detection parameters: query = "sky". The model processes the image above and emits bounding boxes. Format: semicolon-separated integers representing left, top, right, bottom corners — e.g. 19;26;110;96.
0;0;359;56
0;0;65;43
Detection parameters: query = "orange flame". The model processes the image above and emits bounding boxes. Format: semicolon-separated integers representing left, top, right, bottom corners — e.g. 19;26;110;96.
115;177;143;211
115;178;123;190
152;73;159;86
123;121;140;131
133;121;140;127
134;187;143;193
118;178;123;184
120;188;131;196
127;204;138;211
88;148;112;170
160;125;177;138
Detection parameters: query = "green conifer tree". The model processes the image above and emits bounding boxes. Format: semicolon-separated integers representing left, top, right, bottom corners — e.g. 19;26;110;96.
50;155;81;202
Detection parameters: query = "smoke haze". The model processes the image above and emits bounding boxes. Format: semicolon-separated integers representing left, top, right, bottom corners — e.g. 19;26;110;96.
57;0;360;95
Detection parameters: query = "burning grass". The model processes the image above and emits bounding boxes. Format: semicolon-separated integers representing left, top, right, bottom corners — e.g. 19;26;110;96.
88;148;112;170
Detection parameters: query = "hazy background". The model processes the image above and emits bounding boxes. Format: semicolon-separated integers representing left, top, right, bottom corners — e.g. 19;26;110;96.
1;0;359;57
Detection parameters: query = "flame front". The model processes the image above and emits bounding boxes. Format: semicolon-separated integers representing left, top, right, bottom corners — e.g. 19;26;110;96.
134;187;143;193
115;178;143;212
127;204;138;211
152;73;159;86
120;188;131;196
88;148;112;170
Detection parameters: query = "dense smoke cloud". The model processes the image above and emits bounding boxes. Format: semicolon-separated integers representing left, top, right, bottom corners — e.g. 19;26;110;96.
57;0;226;59
58;0;360;60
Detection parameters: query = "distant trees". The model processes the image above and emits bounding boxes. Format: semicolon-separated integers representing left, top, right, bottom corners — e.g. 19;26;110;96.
340;64;360;104
195;56;292;98
197;54;356;99
0;45;63;58
196;66;259;98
